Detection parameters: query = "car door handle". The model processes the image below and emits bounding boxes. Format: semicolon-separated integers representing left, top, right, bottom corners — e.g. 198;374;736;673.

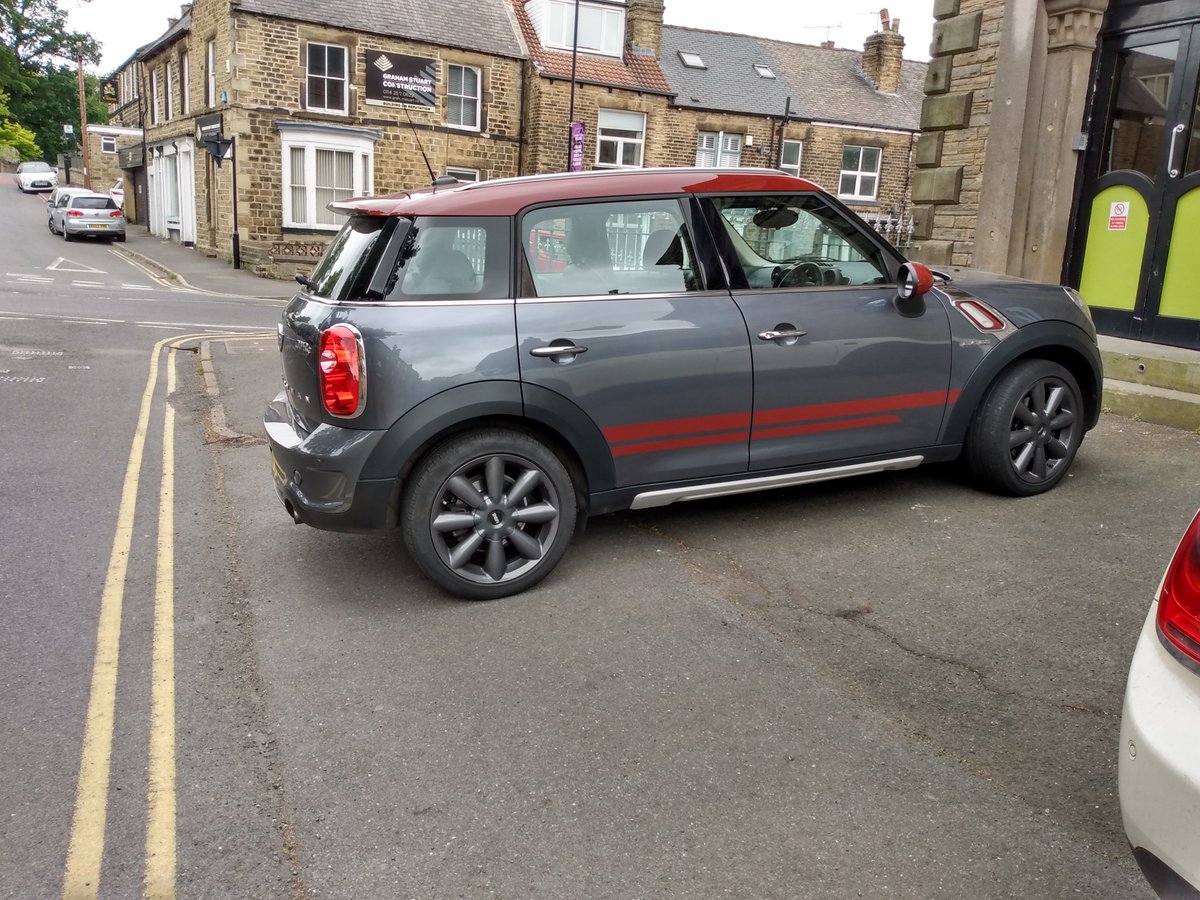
757;328;807;341
530;343;588;358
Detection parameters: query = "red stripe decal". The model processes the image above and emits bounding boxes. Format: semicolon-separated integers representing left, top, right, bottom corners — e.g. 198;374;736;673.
604;412;752;444
610;430;750;458
753;390;953;427
752;415;901;440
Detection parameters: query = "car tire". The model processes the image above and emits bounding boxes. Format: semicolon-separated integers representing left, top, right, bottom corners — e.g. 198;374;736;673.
47;218;56;235
114;234;126;243
62;229;73;242
401;429;579;600
963;359;1084;496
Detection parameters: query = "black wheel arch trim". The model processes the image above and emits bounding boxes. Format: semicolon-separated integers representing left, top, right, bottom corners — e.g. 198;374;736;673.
941;321;1102;446
359;380;616;494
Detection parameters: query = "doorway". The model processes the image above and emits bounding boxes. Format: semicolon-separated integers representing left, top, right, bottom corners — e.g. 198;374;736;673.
1073;18;1200;348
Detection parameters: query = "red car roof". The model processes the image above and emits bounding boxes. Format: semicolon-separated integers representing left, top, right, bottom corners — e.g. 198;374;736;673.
330;168;824;218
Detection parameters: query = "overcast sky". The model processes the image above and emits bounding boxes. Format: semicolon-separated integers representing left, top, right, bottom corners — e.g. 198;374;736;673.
66;0;935;73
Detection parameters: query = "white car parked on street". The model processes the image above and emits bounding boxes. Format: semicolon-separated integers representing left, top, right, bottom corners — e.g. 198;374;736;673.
1119;508;1200;899
16;160;58;192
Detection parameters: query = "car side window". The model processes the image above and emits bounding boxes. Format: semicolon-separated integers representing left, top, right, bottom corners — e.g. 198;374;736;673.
386;217;509;301
705;194;892;290
519;198;699;298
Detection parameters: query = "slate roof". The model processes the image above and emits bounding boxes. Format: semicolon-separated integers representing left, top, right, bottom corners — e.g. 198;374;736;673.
231;0;525;60
511;0;672;95
662;25;926;132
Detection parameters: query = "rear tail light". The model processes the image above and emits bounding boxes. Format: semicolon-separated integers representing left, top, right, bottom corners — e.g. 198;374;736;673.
1157;510;1200;665
66;210;83;217
318;324;366;417
110;210;124;218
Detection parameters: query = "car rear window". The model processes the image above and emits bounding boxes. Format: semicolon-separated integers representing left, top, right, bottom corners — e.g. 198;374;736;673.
73;196;118;210
306;215;402;301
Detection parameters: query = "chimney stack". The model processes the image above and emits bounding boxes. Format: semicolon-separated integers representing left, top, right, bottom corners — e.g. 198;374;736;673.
861;8;905;94
625;0;664;59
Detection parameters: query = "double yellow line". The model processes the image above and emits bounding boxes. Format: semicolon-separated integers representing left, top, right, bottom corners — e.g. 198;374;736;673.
62;331;269;900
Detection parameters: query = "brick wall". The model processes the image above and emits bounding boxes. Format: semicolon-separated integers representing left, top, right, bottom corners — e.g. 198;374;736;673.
911;0;998;266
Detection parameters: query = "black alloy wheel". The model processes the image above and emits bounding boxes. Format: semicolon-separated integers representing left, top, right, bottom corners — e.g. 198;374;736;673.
965;359;1084;496
401;429;579;600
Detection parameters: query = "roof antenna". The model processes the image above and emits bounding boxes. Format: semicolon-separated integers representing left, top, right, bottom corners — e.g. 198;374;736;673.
400;101;438;185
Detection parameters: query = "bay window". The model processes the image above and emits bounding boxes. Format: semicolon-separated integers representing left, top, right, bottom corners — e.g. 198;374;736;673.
280;123;378;229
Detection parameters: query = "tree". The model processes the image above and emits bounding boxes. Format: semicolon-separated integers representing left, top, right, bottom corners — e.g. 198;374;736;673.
0;1;106;162
0;85;38;158
0;0;98;68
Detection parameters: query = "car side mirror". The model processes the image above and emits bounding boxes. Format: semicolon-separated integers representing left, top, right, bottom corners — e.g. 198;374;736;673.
896;262;934;301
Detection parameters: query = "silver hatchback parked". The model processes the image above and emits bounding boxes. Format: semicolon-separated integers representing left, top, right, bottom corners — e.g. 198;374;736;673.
49;192;126;242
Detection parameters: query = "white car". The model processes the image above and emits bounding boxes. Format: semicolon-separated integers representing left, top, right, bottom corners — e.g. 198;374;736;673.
109;177;124;209
15;160;58;193
1119;509;1200;898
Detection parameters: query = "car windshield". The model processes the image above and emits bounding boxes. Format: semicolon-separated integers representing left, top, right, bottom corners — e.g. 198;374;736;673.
72;196;118;210
21;162;53;172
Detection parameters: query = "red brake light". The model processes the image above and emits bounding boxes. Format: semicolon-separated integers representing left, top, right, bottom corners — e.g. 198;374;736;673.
110;210;124;218
318;325;365;417
1157;510;1200;664
66;209;83;217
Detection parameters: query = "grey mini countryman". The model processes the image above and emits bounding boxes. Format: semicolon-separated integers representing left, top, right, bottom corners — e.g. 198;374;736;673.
265;168;1102;599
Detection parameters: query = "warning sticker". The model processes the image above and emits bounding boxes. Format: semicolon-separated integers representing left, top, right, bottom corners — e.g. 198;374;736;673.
1108;201;1129;231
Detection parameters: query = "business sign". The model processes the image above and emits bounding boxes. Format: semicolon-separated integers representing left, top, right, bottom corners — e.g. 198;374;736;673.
569;122;586;172
101;79;118;104
196;112;223;143
1108;201;1129;231
365;51;436;107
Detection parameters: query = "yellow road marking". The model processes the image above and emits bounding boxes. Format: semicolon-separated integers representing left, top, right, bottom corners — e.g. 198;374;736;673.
145;348;178;899
63;331;254;900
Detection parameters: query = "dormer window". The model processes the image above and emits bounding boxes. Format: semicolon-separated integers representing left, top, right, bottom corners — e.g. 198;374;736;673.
753;64;776;79
679;51;706;69
537;0;626;58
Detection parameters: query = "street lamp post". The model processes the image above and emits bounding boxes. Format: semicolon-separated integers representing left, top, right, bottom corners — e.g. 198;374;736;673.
566;0;580;171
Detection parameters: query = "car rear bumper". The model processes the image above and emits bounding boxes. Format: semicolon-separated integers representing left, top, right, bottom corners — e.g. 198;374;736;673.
264;391;397;532
64;221;125;236
1119;605;1200;898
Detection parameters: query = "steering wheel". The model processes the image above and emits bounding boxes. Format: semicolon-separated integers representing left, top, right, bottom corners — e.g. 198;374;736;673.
773;262;823;288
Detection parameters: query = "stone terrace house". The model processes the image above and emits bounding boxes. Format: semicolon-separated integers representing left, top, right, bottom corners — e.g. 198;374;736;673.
659;18;927;230
117;0;927;274
133;0;526;272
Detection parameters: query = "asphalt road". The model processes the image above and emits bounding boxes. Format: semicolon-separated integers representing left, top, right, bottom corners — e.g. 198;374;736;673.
2;178;1193;898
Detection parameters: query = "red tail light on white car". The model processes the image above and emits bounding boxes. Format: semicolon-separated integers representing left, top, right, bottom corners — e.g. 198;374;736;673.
1156;510;1200;665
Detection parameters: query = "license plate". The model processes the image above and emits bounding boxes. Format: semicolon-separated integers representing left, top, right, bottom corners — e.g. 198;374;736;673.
91;224;108;230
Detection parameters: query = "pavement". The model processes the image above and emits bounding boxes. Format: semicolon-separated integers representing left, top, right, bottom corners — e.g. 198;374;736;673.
113;223;297;300
113;224;1200;431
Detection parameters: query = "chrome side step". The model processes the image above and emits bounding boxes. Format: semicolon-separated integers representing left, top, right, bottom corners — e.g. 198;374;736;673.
629;455;926;510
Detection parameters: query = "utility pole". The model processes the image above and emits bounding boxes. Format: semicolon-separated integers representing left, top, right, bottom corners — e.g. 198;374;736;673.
566;0;580;171
76;53;92;189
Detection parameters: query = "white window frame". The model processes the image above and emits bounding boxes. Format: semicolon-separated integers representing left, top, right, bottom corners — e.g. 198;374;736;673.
695;131;742;168
150;69;160;124
678;51;706;69
165;61;174;121
206;39;216;107
181;51;190;115
101;136;117;154
595;108;645;168
780;139;802;177
281;128;375;230
305;42;349;115
543;0;626;57
446;64;482;131
839;145;882;201
446;166;481;182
